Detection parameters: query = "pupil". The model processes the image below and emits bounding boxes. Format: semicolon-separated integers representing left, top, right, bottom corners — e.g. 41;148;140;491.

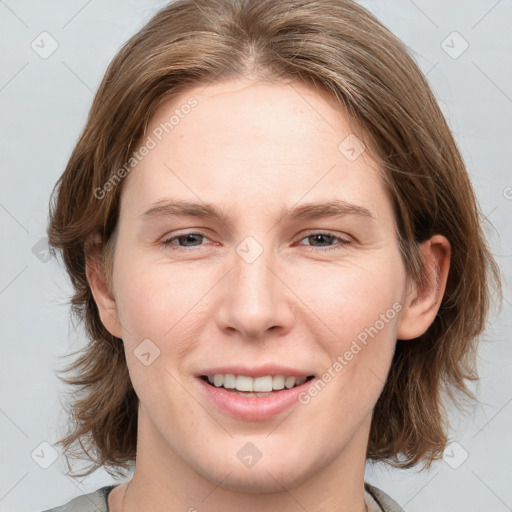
310;234;331;246
180;234;201;246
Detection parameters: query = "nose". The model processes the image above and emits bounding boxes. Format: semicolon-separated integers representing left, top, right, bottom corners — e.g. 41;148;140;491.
215;241;295;340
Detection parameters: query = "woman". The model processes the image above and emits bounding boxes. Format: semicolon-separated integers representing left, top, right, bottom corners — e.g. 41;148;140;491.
43;0;500;510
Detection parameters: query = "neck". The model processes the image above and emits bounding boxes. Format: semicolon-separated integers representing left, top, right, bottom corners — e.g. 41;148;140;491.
119;406;372;512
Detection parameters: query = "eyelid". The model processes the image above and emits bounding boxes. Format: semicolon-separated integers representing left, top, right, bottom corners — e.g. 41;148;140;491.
160;229;353;252
294;230;353;251
297;229;352;242
160;230;213;250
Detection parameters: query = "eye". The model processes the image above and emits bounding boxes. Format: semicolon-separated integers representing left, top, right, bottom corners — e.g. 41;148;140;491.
161;232;212;251
160;230;352;253
296;231;352;251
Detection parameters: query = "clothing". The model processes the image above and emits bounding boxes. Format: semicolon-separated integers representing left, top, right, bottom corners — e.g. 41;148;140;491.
365;482;405;512
41;482;405;512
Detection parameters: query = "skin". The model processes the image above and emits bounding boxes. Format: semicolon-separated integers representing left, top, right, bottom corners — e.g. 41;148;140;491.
87;78;450;512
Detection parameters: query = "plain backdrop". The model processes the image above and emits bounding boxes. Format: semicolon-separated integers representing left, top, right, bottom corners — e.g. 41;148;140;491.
0;1;511;511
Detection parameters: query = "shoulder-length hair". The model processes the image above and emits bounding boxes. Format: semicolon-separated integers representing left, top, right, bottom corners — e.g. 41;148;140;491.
47;0;501;478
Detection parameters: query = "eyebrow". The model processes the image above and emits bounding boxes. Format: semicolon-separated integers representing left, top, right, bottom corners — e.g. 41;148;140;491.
140;198;375;224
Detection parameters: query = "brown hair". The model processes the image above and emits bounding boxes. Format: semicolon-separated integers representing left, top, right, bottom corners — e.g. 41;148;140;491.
47;0;501;478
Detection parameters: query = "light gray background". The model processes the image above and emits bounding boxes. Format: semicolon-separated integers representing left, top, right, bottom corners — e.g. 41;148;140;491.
0;1;510;511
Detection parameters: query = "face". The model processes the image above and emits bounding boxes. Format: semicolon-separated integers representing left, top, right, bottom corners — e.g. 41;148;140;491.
96;78;414;492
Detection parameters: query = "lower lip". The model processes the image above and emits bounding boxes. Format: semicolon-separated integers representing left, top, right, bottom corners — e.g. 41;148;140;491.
196;377;314;421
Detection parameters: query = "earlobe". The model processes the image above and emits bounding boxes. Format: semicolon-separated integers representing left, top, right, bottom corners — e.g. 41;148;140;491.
85;237;123;339
397;234;451;340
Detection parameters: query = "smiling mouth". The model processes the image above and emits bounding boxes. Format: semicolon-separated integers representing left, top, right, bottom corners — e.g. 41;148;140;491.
200;374;315;396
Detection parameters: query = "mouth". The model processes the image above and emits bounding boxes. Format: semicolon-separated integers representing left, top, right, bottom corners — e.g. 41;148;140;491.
195;365;317;420
200;374;315;397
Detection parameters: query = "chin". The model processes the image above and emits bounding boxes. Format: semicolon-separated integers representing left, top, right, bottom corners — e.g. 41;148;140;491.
193;452;314;494
215;467;306;494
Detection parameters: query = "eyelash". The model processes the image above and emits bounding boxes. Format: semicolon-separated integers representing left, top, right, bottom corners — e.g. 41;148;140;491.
160;231;352;252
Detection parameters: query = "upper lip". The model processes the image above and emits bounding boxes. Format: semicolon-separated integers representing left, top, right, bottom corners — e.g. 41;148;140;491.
196;365;315;378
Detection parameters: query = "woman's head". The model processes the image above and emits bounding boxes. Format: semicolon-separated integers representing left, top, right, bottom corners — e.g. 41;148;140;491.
48;0;499;480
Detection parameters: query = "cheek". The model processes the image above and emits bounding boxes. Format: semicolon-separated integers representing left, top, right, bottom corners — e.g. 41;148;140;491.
295;254;405;339
296;263;403;420
112;253;217;346
111;257;206;409
292;251;405;405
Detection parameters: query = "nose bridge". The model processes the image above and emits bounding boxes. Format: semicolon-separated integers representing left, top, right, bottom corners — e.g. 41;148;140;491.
217;235;292;338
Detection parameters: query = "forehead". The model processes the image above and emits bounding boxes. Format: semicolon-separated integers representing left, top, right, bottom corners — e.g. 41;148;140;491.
120;78;389;221
148;78;365;164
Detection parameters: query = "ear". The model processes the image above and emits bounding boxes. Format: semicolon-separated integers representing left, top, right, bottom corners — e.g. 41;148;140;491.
397;234;451;340
85;233;123;339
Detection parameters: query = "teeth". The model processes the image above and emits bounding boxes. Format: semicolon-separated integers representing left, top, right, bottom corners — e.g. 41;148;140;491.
253;376;273;392
236;375;253;391
223;374;236;389
273;375;285;390
285;376;296;389
206;374;309;392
